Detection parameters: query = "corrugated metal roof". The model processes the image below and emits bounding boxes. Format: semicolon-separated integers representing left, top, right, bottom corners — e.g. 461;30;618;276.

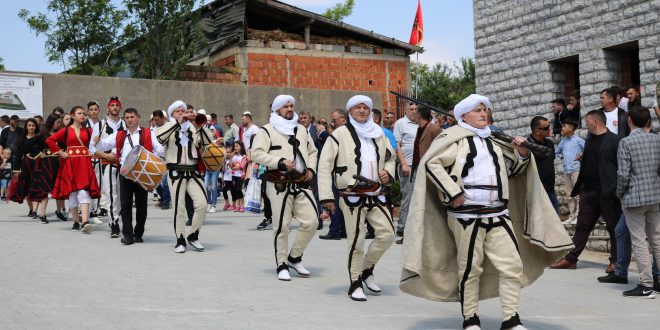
197;0;422;56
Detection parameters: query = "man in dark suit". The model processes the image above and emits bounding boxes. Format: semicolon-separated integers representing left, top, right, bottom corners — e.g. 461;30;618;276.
615;106;660;297
550;110;621;270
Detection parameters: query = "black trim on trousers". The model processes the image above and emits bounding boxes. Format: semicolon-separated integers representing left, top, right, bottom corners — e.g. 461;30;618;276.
458;223;480;316
273;190;291;268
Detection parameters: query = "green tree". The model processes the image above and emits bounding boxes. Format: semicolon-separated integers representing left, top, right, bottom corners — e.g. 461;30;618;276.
18;0;126;75
411;57;476;110
123;0;207;80
322;0;355;21
0;57;4;71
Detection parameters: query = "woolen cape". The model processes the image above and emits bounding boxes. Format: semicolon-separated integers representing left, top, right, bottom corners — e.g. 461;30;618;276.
400;125;574;302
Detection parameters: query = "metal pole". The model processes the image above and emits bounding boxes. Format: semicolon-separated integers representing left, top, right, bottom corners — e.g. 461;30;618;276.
415;52;419;99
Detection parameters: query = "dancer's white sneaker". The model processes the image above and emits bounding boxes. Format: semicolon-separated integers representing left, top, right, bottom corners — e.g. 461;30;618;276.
288;262;311;277
350;287;367;301
277;269;291;281
188;240;204;251
363;275;382;293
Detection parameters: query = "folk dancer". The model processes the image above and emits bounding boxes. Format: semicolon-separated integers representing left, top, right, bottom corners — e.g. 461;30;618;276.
156;101;213;253
96;108;164;245
94;96;125;237
317;95;396;301
399;94;573;330
87;100;104;224
251;95;318;281
46;106;101;233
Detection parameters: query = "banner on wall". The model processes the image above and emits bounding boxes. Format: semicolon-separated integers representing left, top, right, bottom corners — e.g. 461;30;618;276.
0;72;43;118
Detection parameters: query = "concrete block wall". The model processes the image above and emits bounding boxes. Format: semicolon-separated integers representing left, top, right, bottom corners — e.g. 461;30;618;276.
473;0;660;136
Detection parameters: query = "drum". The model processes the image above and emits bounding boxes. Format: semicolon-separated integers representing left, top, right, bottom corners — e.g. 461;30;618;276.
120;146;167;191
202;143;225;171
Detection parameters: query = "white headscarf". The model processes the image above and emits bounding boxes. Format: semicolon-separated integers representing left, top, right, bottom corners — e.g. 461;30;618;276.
167;100;186;119
454;94;492;138
346;95;382;139
270;95;299;135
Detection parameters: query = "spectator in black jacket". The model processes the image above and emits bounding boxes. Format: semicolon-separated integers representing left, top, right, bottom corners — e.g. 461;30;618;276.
528;116;558;213
0;115;24;171
552;98;580;135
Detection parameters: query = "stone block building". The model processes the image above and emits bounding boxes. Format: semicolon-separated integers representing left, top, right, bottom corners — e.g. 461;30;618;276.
473;0;660;135
473;0;660;218
179;0;420;114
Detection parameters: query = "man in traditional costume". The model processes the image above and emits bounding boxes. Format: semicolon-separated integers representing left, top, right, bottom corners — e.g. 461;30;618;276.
156;100;214;253
251;95;318;281
96;108;164;245
94;97;125;237
318;95;396;301
399;94;574;330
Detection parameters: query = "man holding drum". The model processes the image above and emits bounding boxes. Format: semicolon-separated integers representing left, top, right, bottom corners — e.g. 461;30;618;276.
96;108;164;245
157;100;214;253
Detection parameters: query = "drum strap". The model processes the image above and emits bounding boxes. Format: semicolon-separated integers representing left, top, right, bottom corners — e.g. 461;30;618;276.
128;134;135;149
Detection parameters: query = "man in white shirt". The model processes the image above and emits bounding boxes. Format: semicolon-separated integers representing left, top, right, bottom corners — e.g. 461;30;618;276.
94;97;126;238
241;112;259;150
96;108;164;244
87;101;104;224
393;102;418;237
600;87;630;138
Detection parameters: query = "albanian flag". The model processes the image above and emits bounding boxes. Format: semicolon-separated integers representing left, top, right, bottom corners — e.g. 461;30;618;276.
409;0;423;46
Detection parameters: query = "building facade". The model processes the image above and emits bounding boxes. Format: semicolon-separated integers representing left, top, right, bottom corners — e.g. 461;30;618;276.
179;0;419;114
473;0;660;134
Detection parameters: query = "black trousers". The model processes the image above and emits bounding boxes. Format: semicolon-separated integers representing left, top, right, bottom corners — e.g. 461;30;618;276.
119;176;148;238
566;189;621;263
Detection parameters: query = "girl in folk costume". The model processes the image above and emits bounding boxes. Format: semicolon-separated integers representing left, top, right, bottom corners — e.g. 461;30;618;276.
46;106;101;233
14;119;51;223
43;114;69;221
222;143;235;211
231;140;248;212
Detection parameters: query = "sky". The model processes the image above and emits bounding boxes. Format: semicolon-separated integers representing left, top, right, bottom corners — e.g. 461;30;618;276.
0;0;475;73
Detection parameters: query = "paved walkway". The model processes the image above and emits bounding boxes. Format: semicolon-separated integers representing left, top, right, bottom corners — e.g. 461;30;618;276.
0;199;657;329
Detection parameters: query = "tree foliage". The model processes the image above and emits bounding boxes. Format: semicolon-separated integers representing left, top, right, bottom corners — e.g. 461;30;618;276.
18;0;126;75
0;57;4;71
322;0;355;21
123;0;207;80
412;57;476;109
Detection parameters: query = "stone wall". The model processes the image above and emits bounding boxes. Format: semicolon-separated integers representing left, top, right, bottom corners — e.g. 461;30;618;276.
473;0;660;136
474;0;660;220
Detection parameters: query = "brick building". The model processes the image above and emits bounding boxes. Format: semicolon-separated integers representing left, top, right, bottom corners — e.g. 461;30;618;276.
473;0;660;134
179;0;421;113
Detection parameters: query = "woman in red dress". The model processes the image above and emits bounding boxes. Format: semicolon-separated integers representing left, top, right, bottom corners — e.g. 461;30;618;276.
46;106;100;233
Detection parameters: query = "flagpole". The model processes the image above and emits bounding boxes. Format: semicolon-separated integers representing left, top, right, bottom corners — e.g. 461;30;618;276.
415;52;419;99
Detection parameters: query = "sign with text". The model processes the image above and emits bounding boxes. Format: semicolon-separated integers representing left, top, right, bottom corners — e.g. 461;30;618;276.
0;72;43;118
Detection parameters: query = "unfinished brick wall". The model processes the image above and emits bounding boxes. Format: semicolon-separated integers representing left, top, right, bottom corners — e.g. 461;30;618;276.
245;53;407;111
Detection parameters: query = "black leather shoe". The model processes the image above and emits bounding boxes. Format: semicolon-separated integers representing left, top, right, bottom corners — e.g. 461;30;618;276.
121;236;134;245
134;237;144;243
597;272;628;284
319;233;341;240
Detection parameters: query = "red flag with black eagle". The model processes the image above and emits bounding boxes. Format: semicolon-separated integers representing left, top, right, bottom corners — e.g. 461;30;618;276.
409;0;423;46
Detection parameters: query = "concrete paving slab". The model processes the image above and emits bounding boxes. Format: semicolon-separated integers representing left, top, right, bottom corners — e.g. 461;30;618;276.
0;199;657;329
